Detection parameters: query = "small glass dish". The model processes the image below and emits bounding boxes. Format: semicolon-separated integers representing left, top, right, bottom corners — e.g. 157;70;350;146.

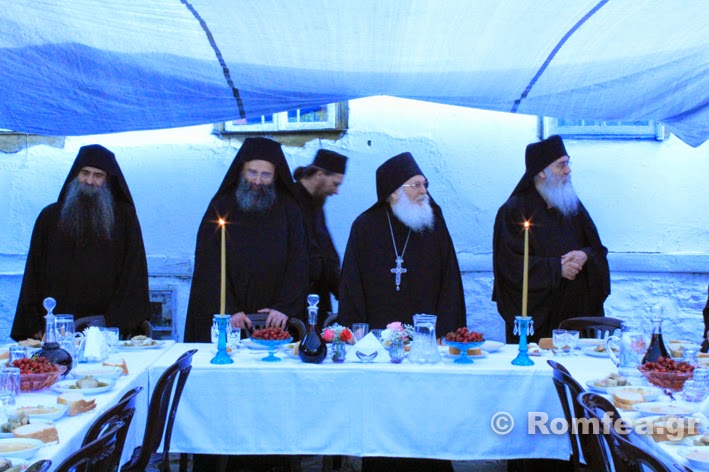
19;365;67;392
356;351;378;363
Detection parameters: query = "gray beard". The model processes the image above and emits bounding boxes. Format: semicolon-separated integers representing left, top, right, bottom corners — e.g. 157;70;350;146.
535;169;579;216
59;178;115;242
390;189;435;232
235;176;277;213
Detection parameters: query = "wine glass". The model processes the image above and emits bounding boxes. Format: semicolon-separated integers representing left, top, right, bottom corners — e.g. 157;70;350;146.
100;327;120;353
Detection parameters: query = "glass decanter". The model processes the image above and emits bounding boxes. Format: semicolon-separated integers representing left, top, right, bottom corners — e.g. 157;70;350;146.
298;294;326;364
35;297;73;375
641;312;669;364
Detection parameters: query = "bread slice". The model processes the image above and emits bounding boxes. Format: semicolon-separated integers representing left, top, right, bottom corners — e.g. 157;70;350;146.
13;422;59;443
57;392;96;416
612;390;645;410
103;358;129;375
538;338;554;350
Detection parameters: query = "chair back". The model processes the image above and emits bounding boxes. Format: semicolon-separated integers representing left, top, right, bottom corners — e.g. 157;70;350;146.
323;312;338;328
55;422;125;472
577;392;675;472
245;314;306;341
124;349;197;471
25;460;52;472
559;316;623;339
83;386;143;450
547;360;607;470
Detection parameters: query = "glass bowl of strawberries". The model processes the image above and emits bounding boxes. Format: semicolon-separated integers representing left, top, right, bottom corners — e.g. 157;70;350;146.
249;327;292;362
443;328;485;364
638;356;695;391
11;356;67;391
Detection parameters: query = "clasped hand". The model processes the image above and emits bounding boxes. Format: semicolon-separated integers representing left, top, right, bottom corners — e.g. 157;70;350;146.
561;250;588;280
230;308;288;331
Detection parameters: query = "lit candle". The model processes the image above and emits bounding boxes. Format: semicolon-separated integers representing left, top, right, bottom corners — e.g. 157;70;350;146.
219;219;226;315
522;221;530;317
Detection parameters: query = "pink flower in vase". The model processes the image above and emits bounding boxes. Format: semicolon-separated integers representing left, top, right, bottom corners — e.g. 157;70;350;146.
387;322;403;332
322;329;335;343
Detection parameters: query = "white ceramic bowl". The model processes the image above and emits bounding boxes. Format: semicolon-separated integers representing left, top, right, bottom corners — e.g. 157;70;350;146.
678;446;709;469
70;366;123;380
7;404;67;421
606;385;663;402
632;402;695;417
0;438;44;459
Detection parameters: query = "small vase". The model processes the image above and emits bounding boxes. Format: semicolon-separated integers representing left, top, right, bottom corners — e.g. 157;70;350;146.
332;341;347;363
389;340;405;364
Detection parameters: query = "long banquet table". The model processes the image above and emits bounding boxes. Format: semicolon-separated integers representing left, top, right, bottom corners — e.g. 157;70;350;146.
149;343;579;461
11;341;174;470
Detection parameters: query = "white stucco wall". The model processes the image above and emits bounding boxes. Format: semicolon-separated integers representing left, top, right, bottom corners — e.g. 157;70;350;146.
1;97;708;343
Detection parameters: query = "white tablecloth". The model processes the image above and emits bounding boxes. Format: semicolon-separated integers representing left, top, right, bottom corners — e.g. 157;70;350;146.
148;343;635;461
15;341;174;470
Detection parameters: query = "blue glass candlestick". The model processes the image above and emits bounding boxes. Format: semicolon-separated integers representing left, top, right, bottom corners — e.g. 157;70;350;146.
511;316;534;366
210;314;234;365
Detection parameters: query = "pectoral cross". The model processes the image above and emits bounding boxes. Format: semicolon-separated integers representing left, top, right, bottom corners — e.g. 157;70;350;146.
390;256;407;291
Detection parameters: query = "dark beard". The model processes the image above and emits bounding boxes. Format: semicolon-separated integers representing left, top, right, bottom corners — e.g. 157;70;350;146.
59;179;115;243
235;176;277;213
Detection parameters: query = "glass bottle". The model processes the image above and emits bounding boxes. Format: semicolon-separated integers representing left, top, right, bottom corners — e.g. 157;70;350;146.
35;297;73;375
298;294;326;364
641;316;669;364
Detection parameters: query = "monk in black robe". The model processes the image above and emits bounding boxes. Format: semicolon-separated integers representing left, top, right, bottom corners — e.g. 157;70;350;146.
12;144;150;340
293;149;347;326
493;135;610;343
339;152;463;471
185;137;308;343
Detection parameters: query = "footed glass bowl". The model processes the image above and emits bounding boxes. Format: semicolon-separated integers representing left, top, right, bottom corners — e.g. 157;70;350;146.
638;366;693;391
249;337;292;362
20;364;67;391
443;340;485;364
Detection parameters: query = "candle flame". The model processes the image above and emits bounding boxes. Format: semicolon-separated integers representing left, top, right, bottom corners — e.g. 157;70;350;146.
218;218;225;226
524;221;530;229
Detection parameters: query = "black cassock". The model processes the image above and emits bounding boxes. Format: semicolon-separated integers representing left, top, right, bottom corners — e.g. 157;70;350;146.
293;181;341;324
184;191;308;342
12;200;149;340
338;202;465;336
493;187;610;342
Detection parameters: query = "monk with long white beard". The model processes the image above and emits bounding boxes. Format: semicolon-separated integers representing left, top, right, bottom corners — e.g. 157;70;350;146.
339;152;464;472
492;135;610;345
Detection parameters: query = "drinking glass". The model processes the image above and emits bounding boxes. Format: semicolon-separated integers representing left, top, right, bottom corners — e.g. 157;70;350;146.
0;367;20;406
8;346;27;364
566;330;580;352
352;323;369;342
371;329;383;342
552;329;568;353
56;314;77;367
228;327;241;347
100;327;120;353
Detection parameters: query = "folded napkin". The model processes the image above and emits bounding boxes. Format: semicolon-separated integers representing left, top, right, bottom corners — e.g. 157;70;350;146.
345;332;390;363
83;326;109;361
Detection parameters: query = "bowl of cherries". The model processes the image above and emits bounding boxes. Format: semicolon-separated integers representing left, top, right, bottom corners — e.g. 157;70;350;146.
638;356;695;391
250;327;292;362
11;356;67;392
443;328;485;364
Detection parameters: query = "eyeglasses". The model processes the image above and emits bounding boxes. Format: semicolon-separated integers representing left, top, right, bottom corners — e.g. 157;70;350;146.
401;181;429;191
245;169;274;181
554;159;571;171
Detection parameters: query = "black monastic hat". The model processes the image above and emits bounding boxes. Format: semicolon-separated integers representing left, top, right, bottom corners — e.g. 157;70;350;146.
58;144;135;206
511;135;569;196
312;149;347;175
375;152;424;203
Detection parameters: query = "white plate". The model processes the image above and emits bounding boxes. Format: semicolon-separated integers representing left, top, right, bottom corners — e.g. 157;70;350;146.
70;366;123;380
117;340;165;350
241;339;270;350
481;340;504;353
0;419;54;440
678;447;709;469
577;338;605;346
632;402;695;417
582;346;614;358
0;438;43;459
6;404;67;421
52;378;116;394
606;386;663;401
0;456;29;468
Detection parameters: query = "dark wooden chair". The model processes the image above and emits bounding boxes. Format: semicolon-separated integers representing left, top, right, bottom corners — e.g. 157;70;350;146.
577;391;677;472
120;349;197;472
244;313;306;341
547;360;608;471
55;422;125;472
559;317;623;339
25;460;52;472
323;312;338;328
82;385;143;465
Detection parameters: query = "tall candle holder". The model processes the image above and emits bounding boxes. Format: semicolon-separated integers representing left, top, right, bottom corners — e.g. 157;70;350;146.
210;314;233;365
511;316;534;366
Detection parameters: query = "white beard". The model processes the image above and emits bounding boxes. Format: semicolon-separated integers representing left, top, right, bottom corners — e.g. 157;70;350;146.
390;189;435;232
535;169;579;216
